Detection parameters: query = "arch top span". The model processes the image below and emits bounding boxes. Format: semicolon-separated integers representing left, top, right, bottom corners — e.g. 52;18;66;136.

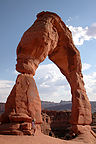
16;11;80;75
16;11;92;128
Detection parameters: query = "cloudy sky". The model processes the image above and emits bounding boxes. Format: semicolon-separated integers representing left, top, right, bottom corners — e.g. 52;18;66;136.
0;0;96;102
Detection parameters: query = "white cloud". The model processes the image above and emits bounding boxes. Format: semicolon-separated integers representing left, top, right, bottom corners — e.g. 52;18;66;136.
34;64;71;102
0;80;14;102
84;72;96;101
87;23;96;38
68;23;96;45
82;63;91;71
0;63;96;103
34;63;96;102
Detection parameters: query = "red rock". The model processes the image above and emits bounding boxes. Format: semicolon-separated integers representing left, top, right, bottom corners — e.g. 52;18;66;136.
0;129;23;135
0;74;42;135
3;74;42;124
16;11;92;127
72;125;92;134
0;123;22;135
9;113;32;123
20;122;32;130
41;111;51;135
41;110;71;138
16;12;59;75
0;123;20;131
0;11;92;135
22;130;32;135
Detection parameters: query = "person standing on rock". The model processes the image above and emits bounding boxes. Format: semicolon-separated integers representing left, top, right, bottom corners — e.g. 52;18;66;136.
32;119;36;136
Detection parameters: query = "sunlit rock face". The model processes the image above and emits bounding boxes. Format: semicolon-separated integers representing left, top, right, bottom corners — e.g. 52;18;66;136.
16;12;59;75
0;11;92;135
6;74;42;123
0;74;42;135
16;11;92;126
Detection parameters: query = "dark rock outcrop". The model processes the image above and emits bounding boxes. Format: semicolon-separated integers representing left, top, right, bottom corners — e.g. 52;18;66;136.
41;110;96;140
41;110;74;140
0;103;5;114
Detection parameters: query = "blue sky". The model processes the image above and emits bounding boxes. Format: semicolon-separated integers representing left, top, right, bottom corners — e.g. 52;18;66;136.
0;0;96;102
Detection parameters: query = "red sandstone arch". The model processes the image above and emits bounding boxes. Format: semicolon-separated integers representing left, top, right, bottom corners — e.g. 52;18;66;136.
0;11;92;135
16;11;92;126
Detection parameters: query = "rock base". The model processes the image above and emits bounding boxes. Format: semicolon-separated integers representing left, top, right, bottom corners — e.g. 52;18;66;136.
0;122;41;135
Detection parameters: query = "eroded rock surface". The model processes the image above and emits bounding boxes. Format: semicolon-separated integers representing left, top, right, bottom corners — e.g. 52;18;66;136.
41;110;72;139
0;74;42;135
0;11;93;138
16;11;92;128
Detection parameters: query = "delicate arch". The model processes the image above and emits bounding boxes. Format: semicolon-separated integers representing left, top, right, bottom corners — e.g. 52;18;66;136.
16;11;92;126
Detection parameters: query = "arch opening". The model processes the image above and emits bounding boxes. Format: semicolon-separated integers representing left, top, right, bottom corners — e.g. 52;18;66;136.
34;58;71;103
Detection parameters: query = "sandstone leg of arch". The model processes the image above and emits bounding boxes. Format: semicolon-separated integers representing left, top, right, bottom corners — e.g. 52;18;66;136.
49;42;92;133
68;71;92;125
0;74;42;135
49;49;92;125
54;44;92;125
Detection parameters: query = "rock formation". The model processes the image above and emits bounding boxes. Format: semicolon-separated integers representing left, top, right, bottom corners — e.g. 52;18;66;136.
41;111;52;136
0;74;42;135
0;11;93;137
41;110;96;140
16;11;92;131
41;110;72;139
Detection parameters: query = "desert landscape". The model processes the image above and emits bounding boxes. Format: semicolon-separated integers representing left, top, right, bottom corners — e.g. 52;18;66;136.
0;10;96;144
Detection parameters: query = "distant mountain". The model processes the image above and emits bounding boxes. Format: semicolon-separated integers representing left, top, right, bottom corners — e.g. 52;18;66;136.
44;103;72;111
0;101;96;114
41;100;72;111
41;100;96;113
41;101;60;109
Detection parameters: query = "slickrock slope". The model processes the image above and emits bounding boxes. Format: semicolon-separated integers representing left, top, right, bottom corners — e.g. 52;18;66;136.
0;132;96;144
